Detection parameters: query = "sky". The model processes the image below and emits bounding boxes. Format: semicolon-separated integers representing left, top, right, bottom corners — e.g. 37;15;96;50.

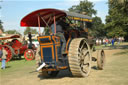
0;0;108;34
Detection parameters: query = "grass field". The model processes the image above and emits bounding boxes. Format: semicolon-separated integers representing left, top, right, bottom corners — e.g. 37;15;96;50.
0;59;36;75
0;42;128;85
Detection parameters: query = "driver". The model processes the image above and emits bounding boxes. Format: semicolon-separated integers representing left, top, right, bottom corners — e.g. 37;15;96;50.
51;18;69;54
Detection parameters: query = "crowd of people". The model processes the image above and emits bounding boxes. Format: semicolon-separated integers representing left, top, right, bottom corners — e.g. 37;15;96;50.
95;37;125;46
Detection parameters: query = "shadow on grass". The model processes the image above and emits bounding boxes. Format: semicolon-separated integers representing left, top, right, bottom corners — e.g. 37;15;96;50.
37;69;74;80
10;57;28;62
113;50;128;55
37;66;101;80
5;66;11;68
29;70;37;73
36;68;101;80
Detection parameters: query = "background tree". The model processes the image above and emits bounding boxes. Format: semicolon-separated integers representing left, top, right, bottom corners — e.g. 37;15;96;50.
0;20;4;32
68;0;97;17
24;27;38;35
5;30;21;34
69;0;105;38
106;0;128;40
31;29;38;34
43;27;50;35
90;16;106;38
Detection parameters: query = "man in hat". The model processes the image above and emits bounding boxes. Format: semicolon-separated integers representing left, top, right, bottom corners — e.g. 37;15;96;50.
28;32;32;49
51;18;69;54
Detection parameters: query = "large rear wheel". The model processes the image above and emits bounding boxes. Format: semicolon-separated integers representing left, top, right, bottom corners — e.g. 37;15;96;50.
68;38;92;77
0;45;14;62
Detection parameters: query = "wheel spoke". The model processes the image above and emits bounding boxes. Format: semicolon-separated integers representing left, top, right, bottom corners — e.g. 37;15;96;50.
81;63;89;73
79;41;86;52
83;63;89;66
83;50;89;57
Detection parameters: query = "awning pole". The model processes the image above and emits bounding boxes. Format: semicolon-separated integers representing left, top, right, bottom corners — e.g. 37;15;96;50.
54;15;56;34
38;16;41;35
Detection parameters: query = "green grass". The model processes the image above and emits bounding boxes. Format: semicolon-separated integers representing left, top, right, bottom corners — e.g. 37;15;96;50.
95;42;128;50
0;59;36;77
1;43;128;85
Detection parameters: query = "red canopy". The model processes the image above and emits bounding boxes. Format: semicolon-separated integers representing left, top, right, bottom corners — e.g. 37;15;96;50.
20;8;66;27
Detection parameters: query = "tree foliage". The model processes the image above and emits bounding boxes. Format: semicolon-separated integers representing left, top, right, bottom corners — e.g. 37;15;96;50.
0;20;4;32
106;0;128;40
69;0;106;38
5;30;20;34
90;16;106;38
68;0;97;17
24;27;38;35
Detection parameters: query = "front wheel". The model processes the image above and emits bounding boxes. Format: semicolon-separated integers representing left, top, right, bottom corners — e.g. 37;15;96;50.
24;49;35;61
97;49;105;70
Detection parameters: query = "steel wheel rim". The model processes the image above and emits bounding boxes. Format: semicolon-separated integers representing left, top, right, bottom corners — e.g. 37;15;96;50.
78;40;91;75
4;46;13;62
100;50;105;67
24;49;34;60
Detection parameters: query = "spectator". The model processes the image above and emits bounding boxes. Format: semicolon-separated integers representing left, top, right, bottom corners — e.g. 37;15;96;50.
121;37;124;42
99;39;102;45
28;32;32;49
111;38;115;46
103;38;106;46
96;39;99;45
119;37;122;44
1;47;7;69
105;38;109;46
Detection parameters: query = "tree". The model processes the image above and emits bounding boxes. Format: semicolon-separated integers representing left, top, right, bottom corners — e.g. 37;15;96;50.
105;0;128;40
24;27;38;35
31;29;38;34
5;30;21;34
69;0;106;38
0;20;4;32
68;0;97;17
24;27;31;35
90;16;106;38
43;27;50;35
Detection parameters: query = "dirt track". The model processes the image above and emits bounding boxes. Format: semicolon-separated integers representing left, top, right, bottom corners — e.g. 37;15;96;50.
1;43;128;85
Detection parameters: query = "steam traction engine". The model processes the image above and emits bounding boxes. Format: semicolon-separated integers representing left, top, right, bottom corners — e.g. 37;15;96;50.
0;34;35;62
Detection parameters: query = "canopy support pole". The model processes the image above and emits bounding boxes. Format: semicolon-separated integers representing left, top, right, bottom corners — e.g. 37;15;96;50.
38;16;41;35
47;15;52;25
54;15;56;34
40;16;50;28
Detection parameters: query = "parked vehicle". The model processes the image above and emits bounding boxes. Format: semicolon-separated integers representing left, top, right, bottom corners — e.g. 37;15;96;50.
20;8;105;77
0;34;36;61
